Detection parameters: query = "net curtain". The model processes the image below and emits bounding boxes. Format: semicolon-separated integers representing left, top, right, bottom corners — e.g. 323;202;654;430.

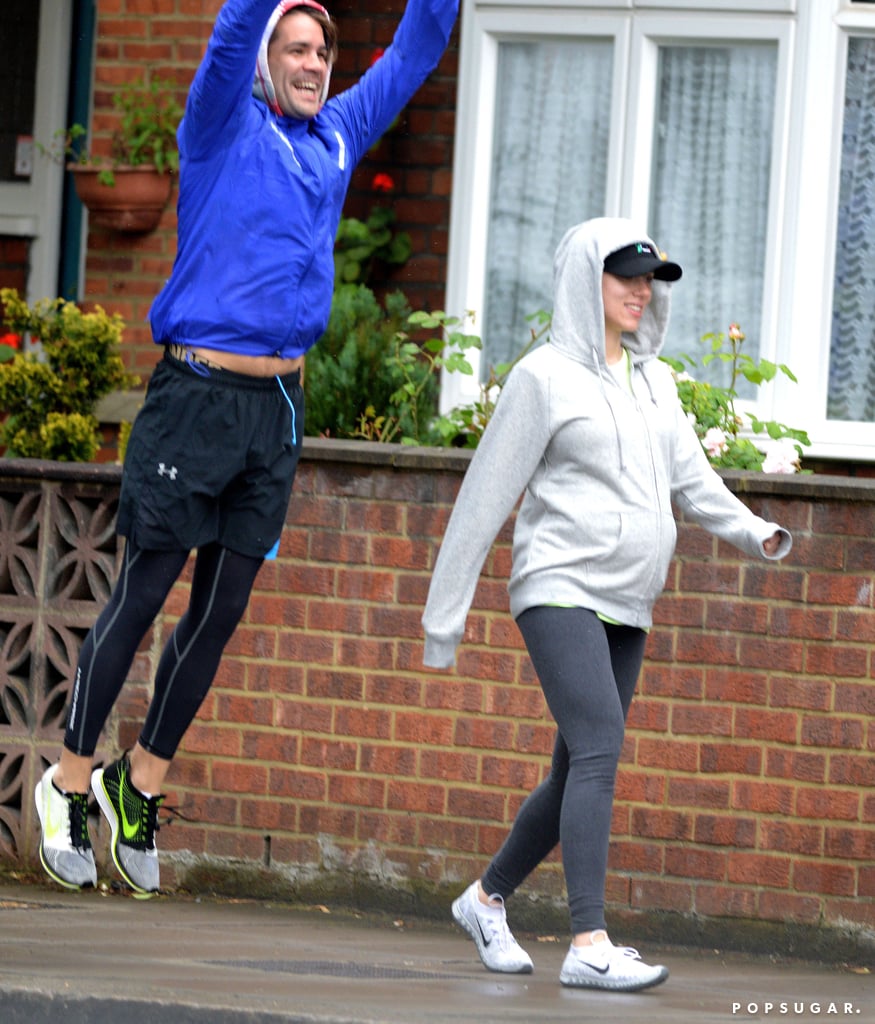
829;36;875;423
482;40;613;372
650;44;777;397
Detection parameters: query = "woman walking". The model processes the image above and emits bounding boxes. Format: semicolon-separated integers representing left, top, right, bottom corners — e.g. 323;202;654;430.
422;217;792;992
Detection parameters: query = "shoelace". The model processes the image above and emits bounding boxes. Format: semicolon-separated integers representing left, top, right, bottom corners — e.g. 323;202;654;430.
577;941;643;967
610;944;642;961
138;794;164;849
159;803;193;827
67;792;92;852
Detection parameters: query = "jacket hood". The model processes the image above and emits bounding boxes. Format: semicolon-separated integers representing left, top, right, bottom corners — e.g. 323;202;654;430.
550;217;676;370
253;0;333;116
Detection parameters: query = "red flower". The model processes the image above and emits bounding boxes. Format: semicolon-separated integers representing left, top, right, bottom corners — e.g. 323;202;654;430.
369;48;385;67
0;333;20;350
372;172;395;193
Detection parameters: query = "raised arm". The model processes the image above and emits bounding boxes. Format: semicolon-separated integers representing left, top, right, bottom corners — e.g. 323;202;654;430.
181;0;279;156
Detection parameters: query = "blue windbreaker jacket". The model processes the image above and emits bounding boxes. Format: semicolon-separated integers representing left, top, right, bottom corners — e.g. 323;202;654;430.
149;0;457;358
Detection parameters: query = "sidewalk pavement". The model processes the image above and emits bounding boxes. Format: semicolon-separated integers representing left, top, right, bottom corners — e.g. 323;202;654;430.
0;880;871;1024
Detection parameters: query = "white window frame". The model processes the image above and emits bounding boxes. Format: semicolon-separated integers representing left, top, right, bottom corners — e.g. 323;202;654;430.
445;0;875;463
781;0;875;460
0;2;73;303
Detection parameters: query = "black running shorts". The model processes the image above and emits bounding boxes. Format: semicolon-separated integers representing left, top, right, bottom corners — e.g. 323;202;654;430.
117;351;304;558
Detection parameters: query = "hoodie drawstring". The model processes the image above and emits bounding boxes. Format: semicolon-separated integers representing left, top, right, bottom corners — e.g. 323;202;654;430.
636;363;660;407
593;345;627;473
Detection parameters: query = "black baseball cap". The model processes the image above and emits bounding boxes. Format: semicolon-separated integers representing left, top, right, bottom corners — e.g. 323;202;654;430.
603;241;682;282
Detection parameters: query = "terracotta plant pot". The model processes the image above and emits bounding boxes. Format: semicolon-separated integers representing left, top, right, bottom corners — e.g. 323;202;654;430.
69;164;173;233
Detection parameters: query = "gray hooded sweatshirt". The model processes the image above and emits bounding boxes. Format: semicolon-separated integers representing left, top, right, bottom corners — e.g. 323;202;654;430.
422;217;792;668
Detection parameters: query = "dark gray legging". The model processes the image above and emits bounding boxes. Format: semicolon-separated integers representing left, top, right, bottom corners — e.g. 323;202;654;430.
481;605;647;935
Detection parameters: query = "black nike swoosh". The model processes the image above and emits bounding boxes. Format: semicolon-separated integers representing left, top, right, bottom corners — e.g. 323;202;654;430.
580;960;610;974
475;918;492;948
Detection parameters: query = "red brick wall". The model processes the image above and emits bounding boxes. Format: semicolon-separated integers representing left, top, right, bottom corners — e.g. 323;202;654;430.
107;447;874;942
79;0;458;380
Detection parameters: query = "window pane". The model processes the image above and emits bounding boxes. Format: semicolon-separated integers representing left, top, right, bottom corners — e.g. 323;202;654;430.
650;44;777;397
482;40;613;373
828;37;875;422
0;0;40;181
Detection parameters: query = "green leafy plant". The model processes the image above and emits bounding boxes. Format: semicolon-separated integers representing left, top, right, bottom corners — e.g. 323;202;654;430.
422;310;551;448
40;79;182;186
351;309;482;445
662;323;810;472
39;412;104;464
305;197;419;438
349;309;550;447
334;205;411;287
304;284;430;440
0;288;138;461
111;77;182;175
309;297;550;448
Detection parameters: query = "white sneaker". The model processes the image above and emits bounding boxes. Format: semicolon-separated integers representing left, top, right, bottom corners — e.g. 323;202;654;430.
452;881;533;974
34;764;97;890
560;933;669;992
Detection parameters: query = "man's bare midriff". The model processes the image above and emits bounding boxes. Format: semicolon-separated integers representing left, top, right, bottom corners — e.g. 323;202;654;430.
191;346;303;377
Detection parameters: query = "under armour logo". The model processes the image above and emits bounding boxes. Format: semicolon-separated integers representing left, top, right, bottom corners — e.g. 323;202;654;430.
157;463;178;480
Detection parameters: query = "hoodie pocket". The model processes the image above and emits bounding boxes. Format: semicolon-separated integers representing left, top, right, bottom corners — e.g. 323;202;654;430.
585;509;676;598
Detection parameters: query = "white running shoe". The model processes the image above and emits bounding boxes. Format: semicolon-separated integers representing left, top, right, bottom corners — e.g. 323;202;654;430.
451;881;534;974
34;763;97;890
560;932;669;992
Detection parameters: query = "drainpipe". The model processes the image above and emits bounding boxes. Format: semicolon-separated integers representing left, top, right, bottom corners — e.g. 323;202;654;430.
58;0;96;300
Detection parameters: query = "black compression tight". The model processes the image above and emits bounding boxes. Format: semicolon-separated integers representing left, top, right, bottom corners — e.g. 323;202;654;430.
481;606;647;935
64;540;263;761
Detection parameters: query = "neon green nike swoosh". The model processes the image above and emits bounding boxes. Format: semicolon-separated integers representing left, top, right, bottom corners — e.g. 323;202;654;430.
118;770;140;841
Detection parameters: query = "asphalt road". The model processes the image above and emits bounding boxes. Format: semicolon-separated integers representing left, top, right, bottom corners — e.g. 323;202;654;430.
0;881;871;1024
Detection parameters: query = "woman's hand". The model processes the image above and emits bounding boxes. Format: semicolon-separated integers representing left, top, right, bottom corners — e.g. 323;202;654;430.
763;531;783;556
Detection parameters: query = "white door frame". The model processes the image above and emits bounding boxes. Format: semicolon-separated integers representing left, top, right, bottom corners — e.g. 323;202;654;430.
0;2;73;302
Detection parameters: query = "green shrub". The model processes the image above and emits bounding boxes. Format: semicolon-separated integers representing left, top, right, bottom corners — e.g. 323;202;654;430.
333;206;411;287
304;284;436;441
38;412;103;463
0;288;138;461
